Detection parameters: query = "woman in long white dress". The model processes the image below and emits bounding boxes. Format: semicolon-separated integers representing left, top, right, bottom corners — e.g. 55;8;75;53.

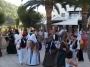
30;30;39;65
25;28;40;66
25;32;32;65
14;29;22;55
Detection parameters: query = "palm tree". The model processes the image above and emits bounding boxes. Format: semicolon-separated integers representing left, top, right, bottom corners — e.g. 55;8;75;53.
76;0;90;31
17;6;43;28
65;0;90;31
21;0;67;32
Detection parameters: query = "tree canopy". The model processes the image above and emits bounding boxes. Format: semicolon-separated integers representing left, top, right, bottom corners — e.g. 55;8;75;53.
21;0;90;31
0;0;18;26
17;6;43;28
0;11;5;25
21;0;69;32
62;0;90;30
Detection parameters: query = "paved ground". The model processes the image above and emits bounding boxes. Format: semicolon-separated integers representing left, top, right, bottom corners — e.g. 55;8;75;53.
0;38;90;67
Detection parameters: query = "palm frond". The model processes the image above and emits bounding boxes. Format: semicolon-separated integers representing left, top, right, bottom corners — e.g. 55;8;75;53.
28;4;40;12
74;5;79;11
23;1;41;9
53;4;60;14
60;2;67;11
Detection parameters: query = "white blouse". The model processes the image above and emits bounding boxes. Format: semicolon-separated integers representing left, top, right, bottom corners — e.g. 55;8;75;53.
65;58;76;67
65;62;73;67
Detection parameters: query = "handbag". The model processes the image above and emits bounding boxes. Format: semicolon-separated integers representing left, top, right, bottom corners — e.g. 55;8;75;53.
80;39;83;45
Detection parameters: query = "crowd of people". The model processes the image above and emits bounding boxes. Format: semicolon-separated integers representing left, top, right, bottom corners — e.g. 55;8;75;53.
0;26;89;67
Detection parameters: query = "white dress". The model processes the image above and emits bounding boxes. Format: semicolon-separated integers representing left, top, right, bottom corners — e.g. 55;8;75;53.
25;34;32;65
65;62;74;67
14;34;22;55
30;50;39;65
25;47;32;65
25;33;40;65
65;59;74;67
30;34;40;65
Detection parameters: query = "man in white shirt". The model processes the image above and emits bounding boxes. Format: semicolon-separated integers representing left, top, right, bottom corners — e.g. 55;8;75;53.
59;26;67;39
38;29;44;42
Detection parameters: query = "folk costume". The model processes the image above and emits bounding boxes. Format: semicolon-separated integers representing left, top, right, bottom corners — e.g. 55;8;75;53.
7;31;17;54
77;33;84;61
30;34;40;65
53;33;59;47
70;35;80;58
25;32;40;66
43;40;58;67
25;32;33;65
57;41;67;67
14;29;22;55
17;34;27;64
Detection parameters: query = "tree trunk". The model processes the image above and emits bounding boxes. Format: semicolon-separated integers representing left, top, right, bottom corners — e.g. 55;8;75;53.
15;18;19;29
82;8;88;31
45;1;53;32
68;25;72;33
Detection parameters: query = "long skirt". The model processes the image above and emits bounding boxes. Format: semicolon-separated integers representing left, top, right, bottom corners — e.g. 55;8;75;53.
77;49;84;61
25;48;32;65
43;49;58;67
7;42;17;54
30;50;40;65
57;50;66;67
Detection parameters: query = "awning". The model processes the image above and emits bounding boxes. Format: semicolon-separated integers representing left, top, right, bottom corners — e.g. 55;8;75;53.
52;15;80;25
